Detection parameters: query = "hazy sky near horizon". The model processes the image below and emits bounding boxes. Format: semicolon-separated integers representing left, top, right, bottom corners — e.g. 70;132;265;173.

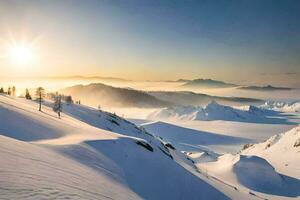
0;0;300;86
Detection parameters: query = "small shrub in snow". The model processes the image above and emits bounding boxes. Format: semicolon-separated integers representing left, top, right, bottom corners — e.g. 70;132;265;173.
144;131;154;137
158;147;173;159
165;143;176;150
242;143;253;150
25;89;32;99
186;157;194;164
110;119;120;126
294;139;300;147
53;94;62;118
136;141;153;152
35;87;45;111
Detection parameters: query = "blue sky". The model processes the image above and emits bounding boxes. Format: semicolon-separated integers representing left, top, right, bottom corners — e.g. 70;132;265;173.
0;0;299;85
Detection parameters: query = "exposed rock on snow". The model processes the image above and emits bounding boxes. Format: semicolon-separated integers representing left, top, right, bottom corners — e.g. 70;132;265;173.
187;151;219;163
294;138;300;147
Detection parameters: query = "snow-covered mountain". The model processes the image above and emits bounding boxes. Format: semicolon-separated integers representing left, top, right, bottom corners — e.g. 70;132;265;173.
148;101;287;124
0;94;229;200
181;78;237;88
261;100;300;112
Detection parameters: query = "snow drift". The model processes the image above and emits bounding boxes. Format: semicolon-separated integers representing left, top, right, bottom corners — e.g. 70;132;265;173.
195;125;300;198
241;125;300;179
233;155;283;192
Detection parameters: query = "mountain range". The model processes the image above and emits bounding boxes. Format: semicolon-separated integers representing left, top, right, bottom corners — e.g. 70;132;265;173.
61;83;263;108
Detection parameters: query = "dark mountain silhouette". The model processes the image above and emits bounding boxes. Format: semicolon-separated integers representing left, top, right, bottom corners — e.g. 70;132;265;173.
61;83;263;108
148;91;262;106
239;85;292;91
61;83;172;108
182;79;237;88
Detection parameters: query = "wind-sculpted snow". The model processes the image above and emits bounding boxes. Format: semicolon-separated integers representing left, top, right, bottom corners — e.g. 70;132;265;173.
60;102;149;138
0;136;140;200
148;101;294;124
233;156;284;193
193;126;300;199
57;137;229;200
241;126;300;179
197;152;300;199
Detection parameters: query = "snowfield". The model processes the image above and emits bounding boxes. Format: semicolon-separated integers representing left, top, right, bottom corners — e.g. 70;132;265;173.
0;94;229;200
141;121;251;153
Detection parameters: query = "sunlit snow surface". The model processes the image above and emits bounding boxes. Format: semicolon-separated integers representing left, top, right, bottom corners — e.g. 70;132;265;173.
0;95;228;200
1;94;300;200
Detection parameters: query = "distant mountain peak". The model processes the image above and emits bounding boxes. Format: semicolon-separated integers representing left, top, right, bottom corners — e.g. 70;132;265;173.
239;85;292;91
182;78;237;88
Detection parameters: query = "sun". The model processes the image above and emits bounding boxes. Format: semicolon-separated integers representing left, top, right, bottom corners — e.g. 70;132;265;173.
9;44;34;65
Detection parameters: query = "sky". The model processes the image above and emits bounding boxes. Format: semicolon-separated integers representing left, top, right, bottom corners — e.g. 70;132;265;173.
0;0;299;86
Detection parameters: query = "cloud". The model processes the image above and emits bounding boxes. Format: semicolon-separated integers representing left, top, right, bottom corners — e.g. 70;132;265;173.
260;72;299;76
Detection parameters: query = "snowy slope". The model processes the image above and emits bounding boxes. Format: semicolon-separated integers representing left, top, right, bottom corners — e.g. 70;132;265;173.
0;135;139;200
0;94;229;200
241;125;300;179
141;121;251;153
148;101;288;124
193;126;300;199
197;154;298;199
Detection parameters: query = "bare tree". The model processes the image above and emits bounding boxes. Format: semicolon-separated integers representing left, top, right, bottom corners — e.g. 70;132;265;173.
12;86;16;96
25;89;32;99
7;87;11;95
53;93;62;118
65;95;73;104
35;87;45;111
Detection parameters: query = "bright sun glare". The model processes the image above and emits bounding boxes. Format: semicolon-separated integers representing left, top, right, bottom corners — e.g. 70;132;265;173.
9;44;34;65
